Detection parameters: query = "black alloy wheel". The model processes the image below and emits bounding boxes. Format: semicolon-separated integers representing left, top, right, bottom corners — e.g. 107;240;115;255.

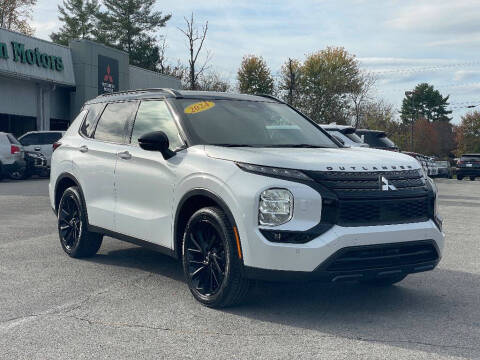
58;192;82;251
58;186;103;258
182;207;250;307
185;216;226;297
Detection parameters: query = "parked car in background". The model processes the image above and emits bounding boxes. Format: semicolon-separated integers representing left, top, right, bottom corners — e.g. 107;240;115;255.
426;157;438;177
18;131;65;167
456;154;480;181
435;161;453;179
0;132;26;180
23;151;49;179
355;129;399;151
320;124;369;147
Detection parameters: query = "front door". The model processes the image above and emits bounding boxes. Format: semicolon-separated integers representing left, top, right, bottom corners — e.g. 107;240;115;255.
114;100;185;248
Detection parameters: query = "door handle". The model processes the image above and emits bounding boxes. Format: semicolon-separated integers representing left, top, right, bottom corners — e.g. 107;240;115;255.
117;151;132;160
34;147;41;151
79;145;88;153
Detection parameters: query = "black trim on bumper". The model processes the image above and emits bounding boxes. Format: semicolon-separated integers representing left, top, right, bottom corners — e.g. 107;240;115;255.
244;240;440;282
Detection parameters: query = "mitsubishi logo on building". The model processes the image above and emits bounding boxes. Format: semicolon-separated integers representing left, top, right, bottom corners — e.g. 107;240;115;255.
380;176;397;191
98;55;119;94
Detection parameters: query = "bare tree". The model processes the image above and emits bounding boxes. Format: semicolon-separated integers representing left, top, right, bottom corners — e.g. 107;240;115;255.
177;13;211;90
0;0;36;35
350;71;376;128
279;58;302;106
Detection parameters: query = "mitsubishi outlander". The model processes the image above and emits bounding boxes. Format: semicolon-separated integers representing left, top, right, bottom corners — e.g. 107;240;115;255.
49;89;444;307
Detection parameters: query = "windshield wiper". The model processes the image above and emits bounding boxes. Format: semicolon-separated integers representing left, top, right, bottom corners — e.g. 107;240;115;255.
263;144;328;148
210;144;255;147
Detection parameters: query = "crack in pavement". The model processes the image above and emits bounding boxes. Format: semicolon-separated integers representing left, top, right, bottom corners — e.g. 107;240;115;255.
0;272;154;331
46;313;479;353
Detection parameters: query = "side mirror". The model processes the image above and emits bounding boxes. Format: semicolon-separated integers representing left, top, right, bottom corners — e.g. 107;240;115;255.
138;131;176;160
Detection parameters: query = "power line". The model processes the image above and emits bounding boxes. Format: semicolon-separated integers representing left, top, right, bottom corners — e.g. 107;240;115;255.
367;60;480;75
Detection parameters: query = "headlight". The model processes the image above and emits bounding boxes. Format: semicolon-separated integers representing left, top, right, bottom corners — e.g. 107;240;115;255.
236;162;312;181
259;189;293;226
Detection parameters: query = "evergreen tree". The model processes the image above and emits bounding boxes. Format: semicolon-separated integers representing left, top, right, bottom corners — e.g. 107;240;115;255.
98;0;170;70
50;0;100;46
401;83;452;123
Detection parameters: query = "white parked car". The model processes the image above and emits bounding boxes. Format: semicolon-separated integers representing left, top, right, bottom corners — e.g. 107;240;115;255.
18;131;65;167
0;132;26;180
320;124;369;147
49;90;445;307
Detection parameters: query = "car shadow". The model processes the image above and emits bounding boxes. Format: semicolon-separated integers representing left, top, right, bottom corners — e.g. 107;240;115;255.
88;244;480;359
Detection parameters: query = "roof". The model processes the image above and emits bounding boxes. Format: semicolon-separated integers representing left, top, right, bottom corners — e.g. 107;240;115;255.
462;153;480;156
320;124;355;130
86;88;278;105
355;129;387;135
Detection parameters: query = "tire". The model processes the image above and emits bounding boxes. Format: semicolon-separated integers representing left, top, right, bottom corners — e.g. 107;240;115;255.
361;274;407;286
182;207;250;308
9;167;27;180
470;176;476;181
457;175;463;180
0;162;3;181
58;186;103;258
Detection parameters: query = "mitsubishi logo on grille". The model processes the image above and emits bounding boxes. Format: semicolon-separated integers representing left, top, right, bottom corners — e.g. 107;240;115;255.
380;176;397;191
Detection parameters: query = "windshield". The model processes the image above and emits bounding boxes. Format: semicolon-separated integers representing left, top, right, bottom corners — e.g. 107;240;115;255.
462;155;480;162
327;130;357;146
177;99;338;148
344;131;364;144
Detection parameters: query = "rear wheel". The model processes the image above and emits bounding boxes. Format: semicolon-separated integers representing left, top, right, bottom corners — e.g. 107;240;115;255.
361;274;407;286
58;186;103;258
457;175;463;180
182;207;250;308
9;167;26;180
470;176;476;181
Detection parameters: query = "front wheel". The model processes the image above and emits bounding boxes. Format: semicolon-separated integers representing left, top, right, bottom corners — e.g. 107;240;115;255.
470;176;476;181
58;186;103;258
182;207;250;308
457;175;464;180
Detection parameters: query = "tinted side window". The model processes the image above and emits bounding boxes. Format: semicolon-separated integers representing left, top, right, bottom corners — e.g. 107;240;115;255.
130;101;183;149
19;133;40;146
43;133;63;144
94;102;138;143
81;103;105;137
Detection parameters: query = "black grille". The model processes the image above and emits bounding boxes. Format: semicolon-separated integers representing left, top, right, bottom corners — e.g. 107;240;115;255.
338;197;429;225
307;169;427;199
326;241;439;272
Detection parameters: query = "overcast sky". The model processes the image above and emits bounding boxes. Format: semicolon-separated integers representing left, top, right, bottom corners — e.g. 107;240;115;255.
32;0;480;123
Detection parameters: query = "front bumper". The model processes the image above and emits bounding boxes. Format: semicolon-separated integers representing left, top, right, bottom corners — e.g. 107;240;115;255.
242;219;444;277
245;239;440;282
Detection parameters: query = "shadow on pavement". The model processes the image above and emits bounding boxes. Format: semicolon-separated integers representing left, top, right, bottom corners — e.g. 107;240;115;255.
88;245;479;359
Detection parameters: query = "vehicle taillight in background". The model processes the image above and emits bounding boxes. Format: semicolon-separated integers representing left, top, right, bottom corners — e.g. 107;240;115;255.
11;145;20;154
52;142;62;151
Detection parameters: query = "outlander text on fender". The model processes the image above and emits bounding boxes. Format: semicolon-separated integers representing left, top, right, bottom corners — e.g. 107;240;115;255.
49;89;445;308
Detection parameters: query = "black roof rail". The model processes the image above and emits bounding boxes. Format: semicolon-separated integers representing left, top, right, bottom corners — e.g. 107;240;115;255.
255;93;285;103
96;88;183;99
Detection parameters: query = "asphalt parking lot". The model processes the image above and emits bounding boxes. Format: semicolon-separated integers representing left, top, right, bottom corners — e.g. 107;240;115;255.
0;178;479;359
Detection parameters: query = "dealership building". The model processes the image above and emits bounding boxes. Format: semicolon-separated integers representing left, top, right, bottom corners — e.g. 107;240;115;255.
0;28;181;137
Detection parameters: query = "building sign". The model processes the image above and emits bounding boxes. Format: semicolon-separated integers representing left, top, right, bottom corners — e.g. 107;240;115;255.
0;41;63;71
98;55;119;94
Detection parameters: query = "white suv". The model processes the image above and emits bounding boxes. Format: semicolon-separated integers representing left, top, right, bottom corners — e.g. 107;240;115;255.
49;89;445;307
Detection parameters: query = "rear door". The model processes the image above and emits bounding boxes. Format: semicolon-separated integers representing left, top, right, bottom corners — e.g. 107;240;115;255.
75;101;138;231
114;100;184;247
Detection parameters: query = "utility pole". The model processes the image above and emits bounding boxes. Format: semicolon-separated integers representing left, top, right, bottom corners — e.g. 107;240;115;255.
405;90;416;151
288;58;295;106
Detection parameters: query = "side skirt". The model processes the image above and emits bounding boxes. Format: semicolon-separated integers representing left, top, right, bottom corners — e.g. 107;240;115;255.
88;225;177;259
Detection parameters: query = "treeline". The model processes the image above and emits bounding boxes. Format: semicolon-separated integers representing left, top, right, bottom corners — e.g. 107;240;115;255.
42;1;480;157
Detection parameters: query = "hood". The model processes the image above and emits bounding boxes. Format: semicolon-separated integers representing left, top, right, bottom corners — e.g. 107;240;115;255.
205;146;421;172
